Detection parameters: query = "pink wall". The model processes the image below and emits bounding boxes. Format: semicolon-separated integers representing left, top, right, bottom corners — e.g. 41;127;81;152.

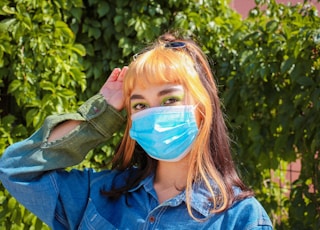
230;0;320;17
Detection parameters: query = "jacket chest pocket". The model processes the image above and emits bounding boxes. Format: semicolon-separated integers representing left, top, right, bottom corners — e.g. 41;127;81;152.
78;199;118;230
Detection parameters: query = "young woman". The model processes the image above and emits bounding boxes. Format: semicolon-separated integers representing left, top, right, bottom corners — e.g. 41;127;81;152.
0;33;273;229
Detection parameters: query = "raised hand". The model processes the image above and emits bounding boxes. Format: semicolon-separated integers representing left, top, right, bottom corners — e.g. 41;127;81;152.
100;67;128;111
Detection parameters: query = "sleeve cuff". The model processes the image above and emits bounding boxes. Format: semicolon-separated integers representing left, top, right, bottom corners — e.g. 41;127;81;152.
77;94;126;138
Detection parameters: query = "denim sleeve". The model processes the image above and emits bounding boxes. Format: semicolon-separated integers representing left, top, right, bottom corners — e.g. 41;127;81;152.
0;94;126;180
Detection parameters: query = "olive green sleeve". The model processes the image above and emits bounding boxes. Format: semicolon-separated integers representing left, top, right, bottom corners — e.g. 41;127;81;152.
0;94;126;179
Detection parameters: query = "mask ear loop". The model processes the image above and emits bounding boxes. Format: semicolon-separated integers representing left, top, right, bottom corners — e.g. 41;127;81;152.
193;103;205;129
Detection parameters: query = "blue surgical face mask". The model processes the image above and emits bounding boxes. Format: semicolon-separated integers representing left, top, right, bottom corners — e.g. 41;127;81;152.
129;105;199;162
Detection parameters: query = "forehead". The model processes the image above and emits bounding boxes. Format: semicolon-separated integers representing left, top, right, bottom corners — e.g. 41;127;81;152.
130;83;184;97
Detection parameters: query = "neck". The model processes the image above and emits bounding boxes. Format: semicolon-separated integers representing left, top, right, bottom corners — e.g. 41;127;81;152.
153;157;190;203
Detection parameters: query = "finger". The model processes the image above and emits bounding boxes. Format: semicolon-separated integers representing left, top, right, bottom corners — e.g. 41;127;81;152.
117;66;128;81
107;68;121;82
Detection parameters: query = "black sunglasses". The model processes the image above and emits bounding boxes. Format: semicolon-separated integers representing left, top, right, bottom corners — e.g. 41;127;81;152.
164;41;186;48
132;41;187;61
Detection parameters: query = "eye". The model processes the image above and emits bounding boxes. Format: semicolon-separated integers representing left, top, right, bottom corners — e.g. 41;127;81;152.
132;103;149;111
161;96;183;106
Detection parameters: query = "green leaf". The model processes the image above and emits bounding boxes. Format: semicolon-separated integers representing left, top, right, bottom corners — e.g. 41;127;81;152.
70;43;86;56
266;20;278;33
0;18;17;31
1;5;16;15
8;80;22;93
280;57;295;74
70;7;82;21
55;21;74;39
296;76;314;86
39;81;55;93
72;0;84;8
26;109;39;127
69;66;85;81
57;88;76;97
88;27;101;39
97;1;110;18
7;197;17;210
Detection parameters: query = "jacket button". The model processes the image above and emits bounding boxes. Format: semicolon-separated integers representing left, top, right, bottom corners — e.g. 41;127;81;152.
149;216;155;223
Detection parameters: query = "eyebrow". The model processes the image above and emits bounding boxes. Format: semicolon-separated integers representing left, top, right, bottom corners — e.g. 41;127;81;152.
157;87;183;97
130;86;184;100
130;94;145;100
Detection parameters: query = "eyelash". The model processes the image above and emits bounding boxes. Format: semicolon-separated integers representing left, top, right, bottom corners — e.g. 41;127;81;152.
161;96;182;106
132;103;149;111
131;96;183;111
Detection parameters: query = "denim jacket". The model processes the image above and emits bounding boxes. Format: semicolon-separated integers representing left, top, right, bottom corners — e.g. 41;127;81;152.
0;94;273;230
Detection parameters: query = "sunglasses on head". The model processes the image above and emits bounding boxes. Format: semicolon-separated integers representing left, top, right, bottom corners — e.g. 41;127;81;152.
132;41;187;61
164;41;186;48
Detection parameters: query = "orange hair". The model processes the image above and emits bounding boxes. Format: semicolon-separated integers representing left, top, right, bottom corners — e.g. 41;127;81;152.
109;32;253;220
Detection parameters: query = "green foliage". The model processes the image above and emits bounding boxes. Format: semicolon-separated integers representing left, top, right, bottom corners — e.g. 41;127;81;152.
0;0;86;130
0;0;319;229
216;2;320;228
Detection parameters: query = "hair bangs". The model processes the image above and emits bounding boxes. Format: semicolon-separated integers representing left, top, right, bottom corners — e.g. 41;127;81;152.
124;47;197;96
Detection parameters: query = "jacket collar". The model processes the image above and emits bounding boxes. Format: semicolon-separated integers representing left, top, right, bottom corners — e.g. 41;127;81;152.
128;173;222;218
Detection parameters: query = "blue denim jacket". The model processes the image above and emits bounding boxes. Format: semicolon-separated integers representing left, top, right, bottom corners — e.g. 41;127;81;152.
0;94;273;230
